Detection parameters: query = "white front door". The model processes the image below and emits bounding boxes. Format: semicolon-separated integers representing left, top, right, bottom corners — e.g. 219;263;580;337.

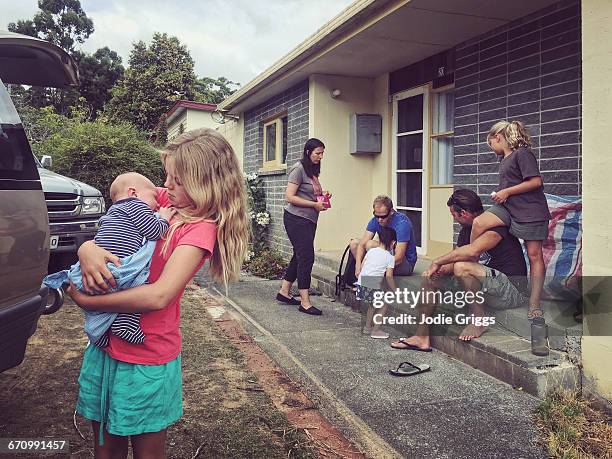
392;86;429;254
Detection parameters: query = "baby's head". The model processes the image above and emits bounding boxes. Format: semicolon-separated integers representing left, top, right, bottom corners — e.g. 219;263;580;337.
110;172;158;210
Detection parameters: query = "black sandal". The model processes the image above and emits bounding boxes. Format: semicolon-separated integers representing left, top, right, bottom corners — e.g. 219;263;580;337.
389;361;431;377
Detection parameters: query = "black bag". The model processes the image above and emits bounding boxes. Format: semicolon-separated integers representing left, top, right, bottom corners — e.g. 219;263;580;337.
335;244;357;297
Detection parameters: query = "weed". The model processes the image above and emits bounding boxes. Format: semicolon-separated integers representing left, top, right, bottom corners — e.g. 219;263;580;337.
535;389;612;458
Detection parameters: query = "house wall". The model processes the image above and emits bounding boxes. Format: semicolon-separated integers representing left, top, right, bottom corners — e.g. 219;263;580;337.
370;74;393;199
186;110;217;131
581;0;612;404
243;80;309;256
215;117;244;171
452;1;582;238
167;111;187;140
309;74;385;251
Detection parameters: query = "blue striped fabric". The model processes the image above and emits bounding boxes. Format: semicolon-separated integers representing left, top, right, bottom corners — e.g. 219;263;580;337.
521;194;582;300
95;198;169;257
44;198;169;346
44;241;156;343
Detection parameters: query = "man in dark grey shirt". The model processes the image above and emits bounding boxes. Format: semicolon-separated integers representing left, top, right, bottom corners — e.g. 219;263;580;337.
390;189;527;350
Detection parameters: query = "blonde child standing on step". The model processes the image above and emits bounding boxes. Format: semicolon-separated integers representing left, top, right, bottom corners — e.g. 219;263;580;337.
470;120;551;320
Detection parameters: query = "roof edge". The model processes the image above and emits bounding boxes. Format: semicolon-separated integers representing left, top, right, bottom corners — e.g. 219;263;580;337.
219;0;396;112
164;100;217;125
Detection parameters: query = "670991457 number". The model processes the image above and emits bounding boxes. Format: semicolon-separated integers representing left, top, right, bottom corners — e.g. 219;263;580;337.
0;438;69;454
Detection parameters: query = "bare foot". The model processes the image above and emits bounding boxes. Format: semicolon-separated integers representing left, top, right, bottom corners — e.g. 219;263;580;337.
390;336;431;350
527;305;544;320
459;324;487;341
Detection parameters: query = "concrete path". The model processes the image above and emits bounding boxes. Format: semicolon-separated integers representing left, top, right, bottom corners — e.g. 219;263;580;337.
201;275;547;458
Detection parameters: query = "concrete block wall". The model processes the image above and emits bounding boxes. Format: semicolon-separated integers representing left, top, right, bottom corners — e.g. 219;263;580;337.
243;80;309;257
452;0;581;237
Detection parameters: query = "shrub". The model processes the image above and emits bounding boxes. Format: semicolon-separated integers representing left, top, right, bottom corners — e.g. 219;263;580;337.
243;248;285;280
245;173;271;254
39;120;165;207
241;173;287;278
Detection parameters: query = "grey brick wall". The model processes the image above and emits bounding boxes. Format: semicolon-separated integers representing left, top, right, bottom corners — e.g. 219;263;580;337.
453;1;581;238
243;80;309;257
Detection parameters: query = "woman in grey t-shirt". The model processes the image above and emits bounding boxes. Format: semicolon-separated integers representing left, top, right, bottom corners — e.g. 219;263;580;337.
276;138;329;316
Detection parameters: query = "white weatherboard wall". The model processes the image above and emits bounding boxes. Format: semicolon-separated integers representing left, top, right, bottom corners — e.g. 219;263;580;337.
215;117;244;172
186;110;218;132
167;112;187;140
581;0;612;404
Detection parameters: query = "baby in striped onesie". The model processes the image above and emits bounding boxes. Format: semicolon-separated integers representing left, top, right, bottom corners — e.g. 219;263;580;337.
45;172;175;347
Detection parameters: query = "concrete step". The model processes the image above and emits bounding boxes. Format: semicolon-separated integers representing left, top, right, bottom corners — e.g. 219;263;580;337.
314;251;582;351
313;250;431;281
313;249;347;273
309;263;581;398
344;289;580;397
494;299;582;351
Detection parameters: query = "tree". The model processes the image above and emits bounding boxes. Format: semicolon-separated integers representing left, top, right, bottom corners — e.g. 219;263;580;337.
40;120;165;207
107;33;197;133
194;76;240;104
7;0;122;117
74;48;124;118
8;0;93;53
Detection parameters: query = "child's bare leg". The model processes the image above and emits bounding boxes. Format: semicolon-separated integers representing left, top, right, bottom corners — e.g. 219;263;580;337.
366;304;375;330
370;304;388;331
369;303;389;338
470;211;507;243
525;240;545;318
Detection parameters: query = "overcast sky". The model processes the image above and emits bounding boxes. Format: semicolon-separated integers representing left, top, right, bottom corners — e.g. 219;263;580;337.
2;0;355;86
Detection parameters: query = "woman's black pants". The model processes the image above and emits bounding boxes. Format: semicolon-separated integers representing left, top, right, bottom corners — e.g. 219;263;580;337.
283;210;316;290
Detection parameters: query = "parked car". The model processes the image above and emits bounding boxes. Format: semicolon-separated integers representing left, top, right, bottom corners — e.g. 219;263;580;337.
37;153;105;272
0;30;89;372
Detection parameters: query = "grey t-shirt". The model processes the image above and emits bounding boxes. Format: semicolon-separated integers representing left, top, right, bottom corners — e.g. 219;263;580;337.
498;147;551;223
285;162;319;224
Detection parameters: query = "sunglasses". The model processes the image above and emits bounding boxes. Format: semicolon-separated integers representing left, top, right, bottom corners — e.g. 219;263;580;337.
373;210;392;220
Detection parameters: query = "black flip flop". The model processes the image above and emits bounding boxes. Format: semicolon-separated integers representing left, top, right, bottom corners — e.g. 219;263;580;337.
389;361;431;377
391;338;432;352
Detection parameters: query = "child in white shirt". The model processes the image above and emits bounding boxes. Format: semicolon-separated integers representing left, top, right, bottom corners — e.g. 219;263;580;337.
356;227;396;339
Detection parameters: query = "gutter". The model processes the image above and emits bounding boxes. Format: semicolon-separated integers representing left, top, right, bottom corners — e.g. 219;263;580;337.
219;0;399;112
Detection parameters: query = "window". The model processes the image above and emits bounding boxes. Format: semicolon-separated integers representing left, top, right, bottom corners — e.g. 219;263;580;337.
0;81;37;180
262;114;288;170
430;89;454;185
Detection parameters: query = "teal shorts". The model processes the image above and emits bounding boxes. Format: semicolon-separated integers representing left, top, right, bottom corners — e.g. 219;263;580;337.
76;344;182;442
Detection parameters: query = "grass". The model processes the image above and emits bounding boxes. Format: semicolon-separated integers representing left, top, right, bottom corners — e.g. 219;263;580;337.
164;287;317;458
0;287;317;458
535;389;612;458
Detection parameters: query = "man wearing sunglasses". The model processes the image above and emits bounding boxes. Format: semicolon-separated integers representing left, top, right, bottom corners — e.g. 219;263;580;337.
350;195;417;278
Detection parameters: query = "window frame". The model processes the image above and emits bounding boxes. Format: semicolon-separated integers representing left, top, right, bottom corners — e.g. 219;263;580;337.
261;112;288;171
429;83;455;188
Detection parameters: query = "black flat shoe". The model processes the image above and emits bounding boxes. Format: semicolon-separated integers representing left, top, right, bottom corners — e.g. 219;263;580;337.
299;305;322;316
276;293;300;305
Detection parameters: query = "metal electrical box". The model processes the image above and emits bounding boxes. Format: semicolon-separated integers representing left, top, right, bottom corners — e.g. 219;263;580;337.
349;113;382;155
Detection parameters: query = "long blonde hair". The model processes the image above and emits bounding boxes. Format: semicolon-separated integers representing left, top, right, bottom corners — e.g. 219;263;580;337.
488;120;532;149
160;128;250;286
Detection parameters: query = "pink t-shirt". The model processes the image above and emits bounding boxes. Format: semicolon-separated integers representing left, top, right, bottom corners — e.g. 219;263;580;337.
106;188;217;365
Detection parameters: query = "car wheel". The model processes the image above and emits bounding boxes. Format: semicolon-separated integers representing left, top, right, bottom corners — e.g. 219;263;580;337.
43;287;64;315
